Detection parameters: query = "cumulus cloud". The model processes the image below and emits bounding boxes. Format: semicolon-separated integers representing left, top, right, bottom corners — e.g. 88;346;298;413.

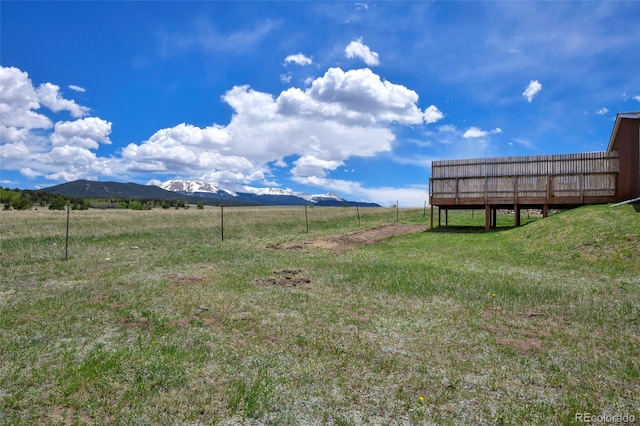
301;67;425;125
284;53;313;66
0;66;52;129
1;63;441;196
423;105;444;124
596;107;608;115
0;66;107;182
522;80;542;102
291;156;344;177
117;66;433;183
344;37;380;66
37;83;90;117
51;117;112;149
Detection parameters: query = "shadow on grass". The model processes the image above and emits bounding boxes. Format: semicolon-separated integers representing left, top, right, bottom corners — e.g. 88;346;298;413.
428;225;516;234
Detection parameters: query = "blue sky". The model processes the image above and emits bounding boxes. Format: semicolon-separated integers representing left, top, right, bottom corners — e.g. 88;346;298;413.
1;1;639;206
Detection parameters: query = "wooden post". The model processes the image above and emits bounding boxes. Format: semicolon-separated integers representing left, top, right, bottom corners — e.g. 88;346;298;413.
356;204;361;227
220;205;224;241
485;204;491;231
304;202;309;233
65;203;70;260
445;209;448;226
542;204;548;218
438;206;442;227
430;204;434;230
514;204;521;227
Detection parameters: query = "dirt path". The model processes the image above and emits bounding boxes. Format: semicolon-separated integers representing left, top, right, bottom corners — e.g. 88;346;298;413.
268;224;426;251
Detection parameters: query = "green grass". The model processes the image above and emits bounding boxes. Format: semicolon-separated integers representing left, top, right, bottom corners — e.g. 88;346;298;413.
1;204;639;424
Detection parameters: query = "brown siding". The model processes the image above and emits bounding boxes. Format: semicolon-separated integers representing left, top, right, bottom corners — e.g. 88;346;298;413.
610;118;640;201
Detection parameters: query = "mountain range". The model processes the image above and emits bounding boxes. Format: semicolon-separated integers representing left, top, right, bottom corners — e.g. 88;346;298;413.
42;179;381;207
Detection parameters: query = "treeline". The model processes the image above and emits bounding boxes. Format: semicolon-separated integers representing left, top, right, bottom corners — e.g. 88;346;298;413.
1;187;87;211
1;187;199;211
92;198;195;210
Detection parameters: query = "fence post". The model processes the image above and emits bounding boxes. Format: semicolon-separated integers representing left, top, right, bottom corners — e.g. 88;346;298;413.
220;205;224;241
356;204;361;227
304;202;309;233
396;201;399;222
65;202;70;261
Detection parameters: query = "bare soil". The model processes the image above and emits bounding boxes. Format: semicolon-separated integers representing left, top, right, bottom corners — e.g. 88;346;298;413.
267;224;426;251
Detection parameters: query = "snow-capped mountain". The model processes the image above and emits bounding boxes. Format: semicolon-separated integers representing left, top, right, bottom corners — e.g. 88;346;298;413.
157;179;378;207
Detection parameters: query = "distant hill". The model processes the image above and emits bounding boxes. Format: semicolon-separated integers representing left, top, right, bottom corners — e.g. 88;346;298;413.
43;180;178;199
42;180;382;207
41;180;259;206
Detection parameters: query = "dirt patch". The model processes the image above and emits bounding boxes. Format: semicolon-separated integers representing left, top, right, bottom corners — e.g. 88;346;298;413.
269;224;426;252
496;337;543;353
256;269;311;287
484;322;549;353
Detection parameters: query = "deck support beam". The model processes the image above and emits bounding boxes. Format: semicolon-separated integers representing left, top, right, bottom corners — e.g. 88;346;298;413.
485;204;491;231
514;204;521;227
430;204;434;230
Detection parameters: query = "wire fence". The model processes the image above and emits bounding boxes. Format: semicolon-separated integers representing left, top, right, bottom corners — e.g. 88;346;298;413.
1;204;430;262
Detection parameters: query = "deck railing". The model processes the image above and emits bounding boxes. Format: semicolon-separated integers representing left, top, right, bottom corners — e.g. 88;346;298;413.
430;152;619;206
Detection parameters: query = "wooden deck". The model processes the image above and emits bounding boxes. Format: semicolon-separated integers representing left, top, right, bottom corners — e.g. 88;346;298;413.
429;152;619;230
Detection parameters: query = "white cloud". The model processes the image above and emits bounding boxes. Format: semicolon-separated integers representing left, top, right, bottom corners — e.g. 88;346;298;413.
292;175;428;207
37;82;90;117
463;127;486;138
0;66;52;129
511;138;535;149
633;95;640;102
51;117;112;149
423;105;444;124
1;63;441;195
522;80;542;102
344;37;380;66
291;155;343;177
0;66;108;182
117;66;427;183
284;53;313;66
280;73;292;84
596;107;609;115
68;84;86;93
463;127;502;138
301;67;425;125
437;124;457;133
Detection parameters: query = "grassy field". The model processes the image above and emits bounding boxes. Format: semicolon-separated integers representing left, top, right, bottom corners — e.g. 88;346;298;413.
1;204;639;425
